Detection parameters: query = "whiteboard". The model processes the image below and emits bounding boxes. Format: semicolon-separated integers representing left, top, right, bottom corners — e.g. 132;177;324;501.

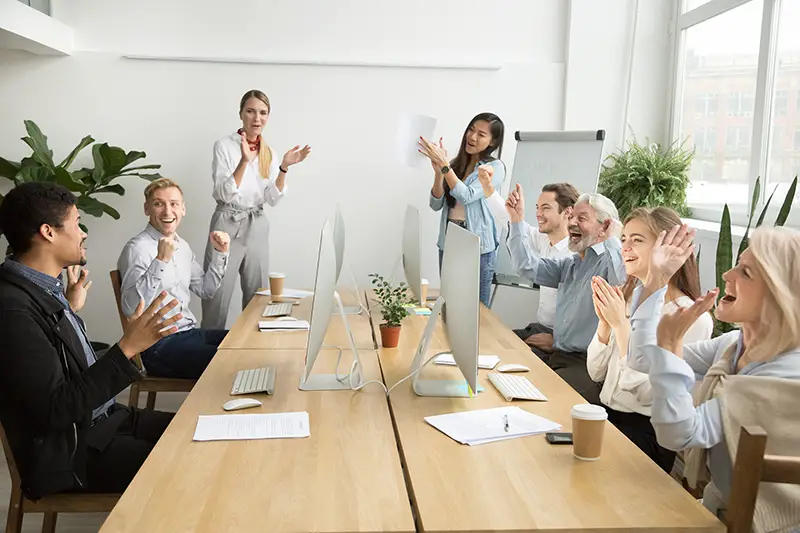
494;130;605;287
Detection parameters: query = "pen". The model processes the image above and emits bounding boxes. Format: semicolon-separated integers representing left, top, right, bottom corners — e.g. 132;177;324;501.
503;414;509;433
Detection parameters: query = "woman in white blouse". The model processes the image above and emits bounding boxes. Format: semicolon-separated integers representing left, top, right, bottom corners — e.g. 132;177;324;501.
587;207;712;473
201;89;311;329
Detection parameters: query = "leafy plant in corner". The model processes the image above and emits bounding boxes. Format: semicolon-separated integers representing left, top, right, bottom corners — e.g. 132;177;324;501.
713;175;797;336
369;273;411;327
598;137;694;220
0;120;163;231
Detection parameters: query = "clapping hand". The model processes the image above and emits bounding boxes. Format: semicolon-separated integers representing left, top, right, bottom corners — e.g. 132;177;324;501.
65;266;92;313
118;292;183;359
240;132;258;162
646;224;696;291
281;145;311;169
418;137;448;169
657;289;718;358
591;277;626;330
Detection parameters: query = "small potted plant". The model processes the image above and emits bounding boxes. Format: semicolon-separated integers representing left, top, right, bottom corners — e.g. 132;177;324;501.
369;273;411;348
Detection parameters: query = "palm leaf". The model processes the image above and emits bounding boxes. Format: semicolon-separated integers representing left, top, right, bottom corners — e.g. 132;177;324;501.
736;177;761;262
715;204;732;299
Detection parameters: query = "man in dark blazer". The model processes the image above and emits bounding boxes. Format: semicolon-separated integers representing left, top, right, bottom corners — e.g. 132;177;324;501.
0;182;183;498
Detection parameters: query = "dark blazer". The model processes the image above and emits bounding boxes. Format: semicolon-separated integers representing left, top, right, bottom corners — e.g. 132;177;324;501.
0;267;142;498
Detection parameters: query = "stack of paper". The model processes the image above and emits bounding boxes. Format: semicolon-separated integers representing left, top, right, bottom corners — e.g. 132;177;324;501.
434;353;500;370
255;288;314;299
424;406;561;446
193;412;310;442
258;320;310;332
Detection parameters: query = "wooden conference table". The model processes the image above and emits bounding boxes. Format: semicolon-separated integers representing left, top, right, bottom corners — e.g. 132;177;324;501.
100;289;723;533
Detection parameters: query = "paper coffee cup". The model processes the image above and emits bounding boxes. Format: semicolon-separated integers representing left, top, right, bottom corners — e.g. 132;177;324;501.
268;273;286;297
420;278;429;304
571;404;608;461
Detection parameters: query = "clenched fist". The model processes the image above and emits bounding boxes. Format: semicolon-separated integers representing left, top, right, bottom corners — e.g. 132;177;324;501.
156;237;176;262
210;231;230;253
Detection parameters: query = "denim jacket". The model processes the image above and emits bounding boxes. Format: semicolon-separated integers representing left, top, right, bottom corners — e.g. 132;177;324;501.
429;159;506;255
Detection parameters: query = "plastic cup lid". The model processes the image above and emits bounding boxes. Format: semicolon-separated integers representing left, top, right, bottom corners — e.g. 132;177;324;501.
571;404;608;421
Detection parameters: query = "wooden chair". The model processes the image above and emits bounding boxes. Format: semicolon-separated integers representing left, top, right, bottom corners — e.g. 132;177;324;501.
1;423;119;533
109;270;195;410
726;426;800;533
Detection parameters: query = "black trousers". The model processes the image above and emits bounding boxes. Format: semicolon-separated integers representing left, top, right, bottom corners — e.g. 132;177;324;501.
513;322;554;361
547;351;602;406
607;408;677;474
83;404;174;493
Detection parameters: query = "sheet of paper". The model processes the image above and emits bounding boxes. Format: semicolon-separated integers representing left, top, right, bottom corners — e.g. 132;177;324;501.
255;288;314;299
424;406;561;446
193;412;310;441
396;113;437;168
435;353;500;370
258;320;310;331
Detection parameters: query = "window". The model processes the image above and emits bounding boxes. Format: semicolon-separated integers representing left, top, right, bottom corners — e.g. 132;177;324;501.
726;127;751;150
695;93;717;117
675;1;762;211
766;0;800;207
671;0;800;225
693;127;717;153
774;90;788;116
727;92;755;117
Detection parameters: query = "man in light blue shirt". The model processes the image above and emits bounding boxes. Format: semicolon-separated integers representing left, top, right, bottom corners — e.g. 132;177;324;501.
507;186;626;404
118;179;230;379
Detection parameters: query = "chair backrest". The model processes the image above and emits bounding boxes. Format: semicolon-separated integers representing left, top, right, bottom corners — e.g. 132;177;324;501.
109;270;145;372
727;426;800;533
0;421;22;489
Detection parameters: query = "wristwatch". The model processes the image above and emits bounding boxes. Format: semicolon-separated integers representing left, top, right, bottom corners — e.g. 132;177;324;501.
440;165;451;175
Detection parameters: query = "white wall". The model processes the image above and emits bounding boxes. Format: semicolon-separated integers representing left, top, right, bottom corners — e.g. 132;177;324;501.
0;0;673;342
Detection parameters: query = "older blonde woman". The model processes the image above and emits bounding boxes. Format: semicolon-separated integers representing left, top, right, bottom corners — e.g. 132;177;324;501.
628;225;800;529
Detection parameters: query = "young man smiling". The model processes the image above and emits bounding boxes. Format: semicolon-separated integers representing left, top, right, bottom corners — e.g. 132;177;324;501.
117;179;231;379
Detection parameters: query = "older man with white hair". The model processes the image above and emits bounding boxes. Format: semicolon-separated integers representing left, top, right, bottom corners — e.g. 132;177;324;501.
506;185;626;404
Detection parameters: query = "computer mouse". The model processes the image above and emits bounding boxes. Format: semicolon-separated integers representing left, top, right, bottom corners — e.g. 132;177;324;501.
274;316;298;322
497;363;530;373
223;398;263;411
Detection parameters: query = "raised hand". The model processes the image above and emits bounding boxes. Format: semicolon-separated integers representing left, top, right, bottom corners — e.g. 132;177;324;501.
657;289;718;358
505;183;525;223
240;132;258;162
156;237;176;263
592;277;627;329
210;231;230;253
646;224;697;291
281;145;311;168
65;266;92;313
418;137;449;168
478;164;495;196
118;292;183;359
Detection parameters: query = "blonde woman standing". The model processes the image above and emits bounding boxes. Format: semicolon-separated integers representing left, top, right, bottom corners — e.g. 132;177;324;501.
202;90;311;329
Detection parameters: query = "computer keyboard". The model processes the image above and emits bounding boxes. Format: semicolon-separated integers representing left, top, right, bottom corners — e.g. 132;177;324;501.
487;373;547;402
262;302;294;318
231;367;277;396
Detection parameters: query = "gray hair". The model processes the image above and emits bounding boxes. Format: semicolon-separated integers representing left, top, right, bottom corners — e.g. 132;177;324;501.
576;193;622;237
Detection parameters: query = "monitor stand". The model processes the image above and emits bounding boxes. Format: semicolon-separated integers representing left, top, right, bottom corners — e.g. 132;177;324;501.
407;297;480;398
300;292;363;391
332;253;366;316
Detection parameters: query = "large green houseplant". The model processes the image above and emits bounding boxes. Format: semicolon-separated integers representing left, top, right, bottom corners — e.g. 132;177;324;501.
0;120;163;232
713;175;798;335
369;273;411;348
598;138;694;220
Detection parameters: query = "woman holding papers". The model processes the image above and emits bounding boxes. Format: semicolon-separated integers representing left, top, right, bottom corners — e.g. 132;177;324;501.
587;207;712;473
626;225;800;524
419;113;506;306
202;89;311;329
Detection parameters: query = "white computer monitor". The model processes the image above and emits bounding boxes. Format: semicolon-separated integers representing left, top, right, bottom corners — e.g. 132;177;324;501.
331;204;365;315
408;222;480;397
402;205;423;305
300;217;364;391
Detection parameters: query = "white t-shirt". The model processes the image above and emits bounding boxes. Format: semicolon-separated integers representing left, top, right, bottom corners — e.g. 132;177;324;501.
485;191;570;328
211;132;283;208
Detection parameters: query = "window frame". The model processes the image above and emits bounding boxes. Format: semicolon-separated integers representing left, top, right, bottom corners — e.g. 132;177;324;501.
668;0;798;228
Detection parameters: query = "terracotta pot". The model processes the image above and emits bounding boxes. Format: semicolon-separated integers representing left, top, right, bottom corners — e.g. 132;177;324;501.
379;324;401;348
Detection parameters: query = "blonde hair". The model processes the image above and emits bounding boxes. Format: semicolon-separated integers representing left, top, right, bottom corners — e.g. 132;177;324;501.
745;226;800;362
239;89;273;180
144;178;183;201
